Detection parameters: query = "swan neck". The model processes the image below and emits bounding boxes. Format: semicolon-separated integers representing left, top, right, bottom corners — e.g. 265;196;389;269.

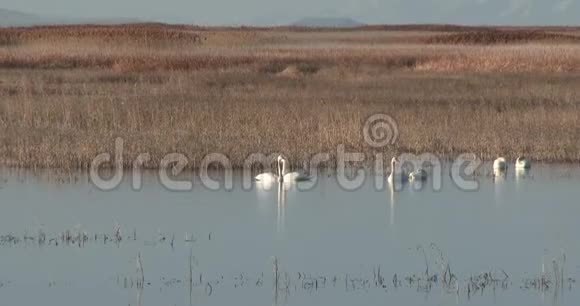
277;159;283;181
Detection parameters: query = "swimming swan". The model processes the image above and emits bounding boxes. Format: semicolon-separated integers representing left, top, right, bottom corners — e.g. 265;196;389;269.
493;157;508;171
492;157;508;177
515;156;531;170
255;156;284;183
279;157;311;182
388;157;408;184
255;156;310;183
408;169;428;181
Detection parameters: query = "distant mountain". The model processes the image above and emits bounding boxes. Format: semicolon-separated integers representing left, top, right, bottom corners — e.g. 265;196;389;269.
291;17;365;28
0;8;141;27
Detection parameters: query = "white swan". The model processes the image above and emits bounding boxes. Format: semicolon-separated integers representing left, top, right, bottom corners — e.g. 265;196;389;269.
279;157;311;182
254;172;278;183
515;156;531;170
255;156;310;183
255;156;284;183
493;157;507;171
408;169;428;181
493;157;507;176
388;157;408;185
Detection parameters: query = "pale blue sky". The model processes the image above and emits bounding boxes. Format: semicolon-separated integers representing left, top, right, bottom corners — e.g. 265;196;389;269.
1;0;578;25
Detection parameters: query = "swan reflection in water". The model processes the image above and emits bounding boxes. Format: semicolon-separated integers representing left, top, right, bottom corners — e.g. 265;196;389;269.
276;182;287;234
388;182;396;226
515;168;532;195
255;156;312;235
516;168;531;180
256;178;292;235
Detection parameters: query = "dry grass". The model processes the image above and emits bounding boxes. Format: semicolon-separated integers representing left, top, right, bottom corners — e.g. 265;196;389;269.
415;45;580;73
1;24;580;169
427;30;580;44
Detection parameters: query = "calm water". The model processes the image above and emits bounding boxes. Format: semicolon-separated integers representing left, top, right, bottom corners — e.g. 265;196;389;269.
1;164;580;306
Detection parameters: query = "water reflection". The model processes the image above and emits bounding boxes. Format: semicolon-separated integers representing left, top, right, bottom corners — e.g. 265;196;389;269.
257;180;293;235
493;169;508;179
388;177;406;193
388;183;396;226
514;168;532;195
137;286;143;306
2;166;580;306
277;183;287;234
408;179;428;192
493;171;508;205
516;168;531;180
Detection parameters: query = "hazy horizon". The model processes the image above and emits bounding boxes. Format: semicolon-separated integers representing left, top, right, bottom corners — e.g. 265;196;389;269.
1;0;579;26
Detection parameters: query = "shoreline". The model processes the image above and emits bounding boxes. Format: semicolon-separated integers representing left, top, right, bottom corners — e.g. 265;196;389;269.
1;158;579;173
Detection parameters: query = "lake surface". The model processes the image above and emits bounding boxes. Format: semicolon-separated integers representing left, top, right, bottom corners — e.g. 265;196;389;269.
1;164;580;306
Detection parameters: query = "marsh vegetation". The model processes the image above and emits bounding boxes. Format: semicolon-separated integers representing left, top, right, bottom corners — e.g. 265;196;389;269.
1;24;580;169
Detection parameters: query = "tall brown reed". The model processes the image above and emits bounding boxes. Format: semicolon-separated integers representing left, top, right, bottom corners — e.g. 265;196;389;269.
1;25;579;169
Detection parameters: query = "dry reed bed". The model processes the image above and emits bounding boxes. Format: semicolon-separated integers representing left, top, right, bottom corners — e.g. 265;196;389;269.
0;24;203;44
415;45;580;73
3;43;580;73
1;68;579;169
2;24;579;47
3;25;580;73
1;25;580;169
427;30;580;44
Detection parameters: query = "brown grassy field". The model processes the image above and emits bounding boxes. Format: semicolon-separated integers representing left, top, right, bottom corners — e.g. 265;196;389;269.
1;24;579;170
